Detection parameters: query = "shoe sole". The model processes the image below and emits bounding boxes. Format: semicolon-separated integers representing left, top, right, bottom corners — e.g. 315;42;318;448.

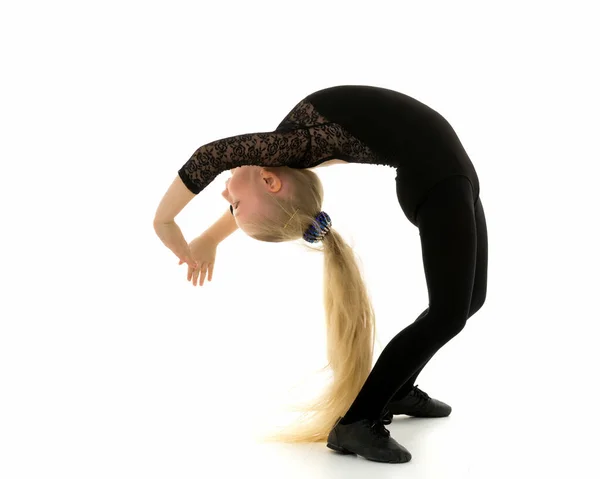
326;442;410;463
389;410;451;418
326;443;353;455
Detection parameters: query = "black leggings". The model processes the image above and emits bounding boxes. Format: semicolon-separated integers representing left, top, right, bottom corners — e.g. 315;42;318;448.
342;174;488;423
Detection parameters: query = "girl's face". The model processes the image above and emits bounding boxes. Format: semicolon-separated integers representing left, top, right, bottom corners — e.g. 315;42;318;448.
222;167;249;221
222;166;281;231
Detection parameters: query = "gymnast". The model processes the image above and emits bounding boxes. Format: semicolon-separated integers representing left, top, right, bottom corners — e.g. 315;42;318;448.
153;84;488;464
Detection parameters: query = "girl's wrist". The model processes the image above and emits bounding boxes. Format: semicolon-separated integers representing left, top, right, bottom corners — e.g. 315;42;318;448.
203;208;239;244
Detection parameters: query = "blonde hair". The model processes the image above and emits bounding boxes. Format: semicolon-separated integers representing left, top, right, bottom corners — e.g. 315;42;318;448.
242;166;380;443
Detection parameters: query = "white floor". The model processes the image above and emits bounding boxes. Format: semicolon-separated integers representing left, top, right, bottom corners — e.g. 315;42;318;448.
240;410;483;478
2;292;597;478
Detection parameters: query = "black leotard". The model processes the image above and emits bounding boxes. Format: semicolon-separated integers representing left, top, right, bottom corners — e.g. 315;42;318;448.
178;85;479;225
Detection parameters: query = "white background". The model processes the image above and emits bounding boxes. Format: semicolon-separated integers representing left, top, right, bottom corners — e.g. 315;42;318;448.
1;1;598;478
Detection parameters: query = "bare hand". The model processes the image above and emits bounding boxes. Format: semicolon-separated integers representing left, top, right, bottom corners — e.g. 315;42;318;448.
154;221;198;270
178;234;218;286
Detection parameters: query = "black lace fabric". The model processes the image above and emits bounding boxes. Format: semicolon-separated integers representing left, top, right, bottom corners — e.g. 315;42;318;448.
178;100;380;194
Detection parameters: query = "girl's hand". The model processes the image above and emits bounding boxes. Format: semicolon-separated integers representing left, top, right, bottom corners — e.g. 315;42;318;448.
154;221;198;269
178;234;218;286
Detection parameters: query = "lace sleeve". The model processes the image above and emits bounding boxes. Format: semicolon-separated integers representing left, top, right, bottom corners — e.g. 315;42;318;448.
178;129;311;194
178;99;380;195
277;99;382;168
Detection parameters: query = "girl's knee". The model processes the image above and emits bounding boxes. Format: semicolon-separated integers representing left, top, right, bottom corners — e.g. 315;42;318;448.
424;308;468;337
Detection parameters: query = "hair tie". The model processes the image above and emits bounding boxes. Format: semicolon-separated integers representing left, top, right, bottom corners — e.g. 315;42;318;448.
303;211;332;243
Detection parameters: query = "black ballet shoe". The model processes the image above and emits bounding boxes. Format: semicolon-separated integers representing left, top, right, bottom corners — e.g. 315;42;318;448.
326;416;412;464
387;384;452;418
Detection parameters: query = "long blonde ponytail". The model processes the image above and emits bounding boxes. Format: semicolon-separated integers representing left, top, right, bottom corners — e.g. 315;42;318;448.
240;166;379;443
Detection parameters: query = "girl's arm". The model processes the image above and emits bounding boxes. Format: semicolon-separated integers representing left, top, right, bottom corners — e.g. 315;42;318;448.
202;208;239;244
153;175;196;223
153;175;198;266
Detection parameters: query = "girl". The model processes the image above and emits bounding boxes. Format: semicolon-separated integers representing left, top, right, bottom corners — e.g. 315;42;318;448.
153;85;488;464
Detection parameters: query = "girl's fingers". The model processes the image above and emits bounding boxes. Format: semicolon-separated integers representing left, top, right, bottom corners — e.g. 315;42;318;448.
183;261;213;287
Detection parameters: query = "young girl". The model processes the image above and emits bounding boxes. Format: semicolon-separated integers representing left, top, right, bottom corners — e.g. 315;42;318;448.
153;85;488;464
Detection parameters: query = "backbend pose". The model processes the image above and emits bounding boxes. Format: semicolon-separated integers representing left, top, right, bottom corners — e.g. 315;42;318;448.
153;85;488;464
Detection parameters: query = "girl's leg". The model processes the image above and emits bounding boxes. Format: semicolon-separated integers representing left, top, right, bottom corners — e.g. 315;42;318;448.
341;175;478;424
390;194;488;401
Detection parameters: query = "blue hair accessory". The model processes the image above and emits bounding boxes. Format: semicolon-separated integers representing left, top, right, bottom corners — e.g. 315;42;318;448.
303;211;332;243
